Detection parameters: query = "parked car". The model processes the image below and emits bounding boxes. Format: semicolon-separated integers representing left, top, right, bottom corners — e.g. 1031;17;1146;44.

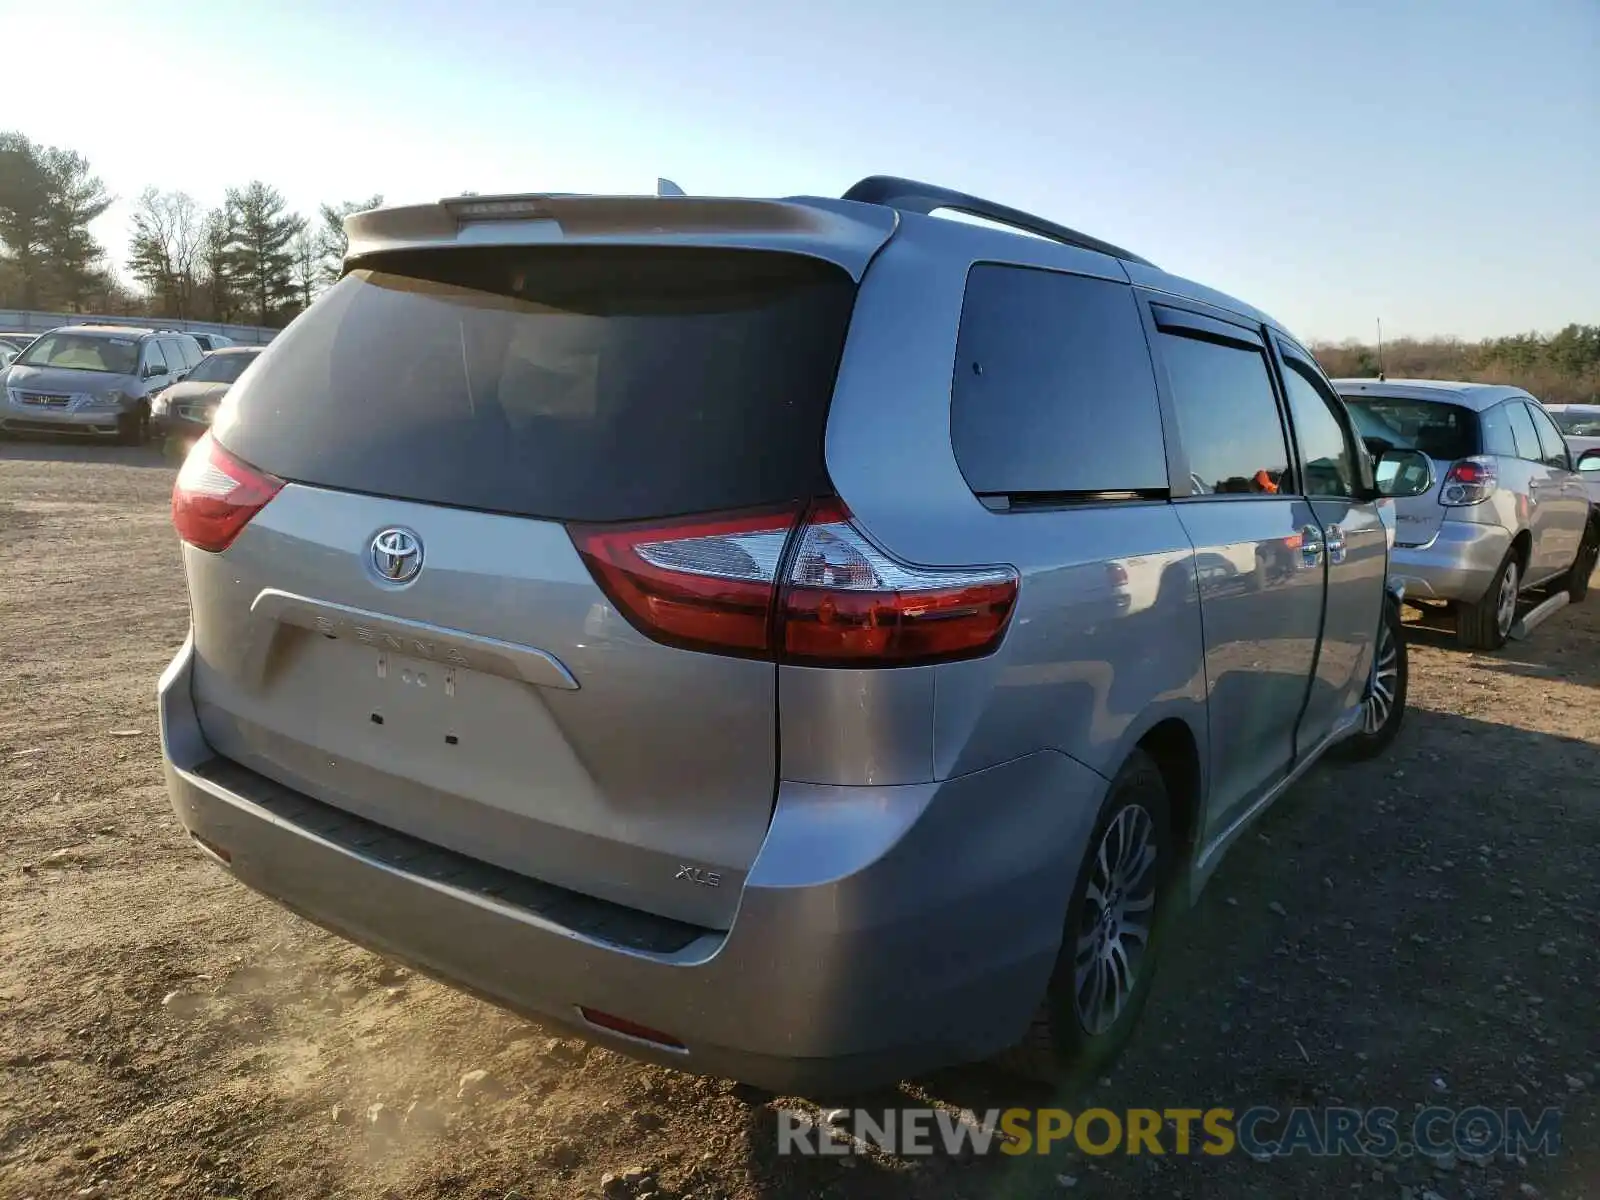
1335;380;1600;648
151;345;263;458
1546;403;1600;460
159;176;1433;1092
2;325;204;444
190;333;236;352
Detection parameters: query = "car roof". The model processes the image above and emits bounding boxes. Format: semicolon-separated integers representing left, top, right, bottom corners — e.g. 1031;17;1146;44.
343;176;1296;343
208;344;259;354
1545;402;1600;413
1331;378;1534;412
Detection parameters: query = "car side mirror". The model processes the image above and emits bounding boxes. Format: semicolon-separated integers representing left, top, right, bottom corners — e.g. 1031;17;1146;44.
143;362;166;378
1575;448;1600;474
1374;448;1434;499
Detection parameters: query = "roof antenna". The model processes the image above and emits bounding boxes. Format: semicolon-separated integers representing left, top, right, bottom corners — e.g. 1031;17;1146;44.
657;178;686;197
1376;317;1386;381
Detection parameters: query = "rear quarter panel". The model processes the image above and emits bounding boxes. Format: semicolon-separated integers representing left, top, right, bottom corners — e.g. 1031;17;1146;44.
812;217;1208;788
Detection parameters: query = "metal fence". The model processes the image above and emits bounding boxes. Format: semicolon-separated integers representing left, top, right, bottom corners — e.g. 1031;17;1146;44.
0;310;280;345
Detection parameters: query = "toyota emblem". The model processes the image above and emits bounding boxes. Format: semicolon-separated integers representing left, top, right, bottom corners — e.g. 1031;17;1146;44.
370;527;423;583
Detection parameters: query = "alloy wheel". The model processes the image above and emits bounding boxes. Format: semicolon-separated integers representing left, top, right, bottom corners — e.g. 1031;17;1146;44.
1496;560;1519;639
1073;804;1158;1036
1362;613;1399;734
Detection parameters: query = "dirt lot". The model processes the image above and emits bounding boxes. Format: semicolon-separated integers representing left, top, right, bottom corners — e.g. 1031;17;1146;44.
1;441;1595;1200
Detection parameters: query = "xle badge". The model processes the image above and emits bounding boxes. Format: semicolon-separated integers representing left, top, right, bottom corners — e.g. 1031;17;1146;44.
676;865;722;888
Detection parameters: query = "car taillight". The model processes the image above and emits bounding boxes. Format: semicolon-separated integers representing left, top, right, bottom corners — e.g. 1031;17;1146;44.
171;433;283;552
570;499;1019;667
1439;456;1497;506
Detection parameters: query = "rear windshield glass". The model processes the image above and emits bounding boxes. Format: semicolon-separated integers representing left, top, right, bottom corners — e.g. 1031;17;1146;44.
15;333;139;375
1551;409;1600;437
1342;396;1479;461
213;247;856;522
187;351;258;385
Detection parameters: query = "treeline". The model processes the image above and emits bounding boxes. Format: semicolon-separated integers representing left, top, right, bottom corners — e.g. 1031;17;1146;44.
0;131;378;328
1313;327;1600;405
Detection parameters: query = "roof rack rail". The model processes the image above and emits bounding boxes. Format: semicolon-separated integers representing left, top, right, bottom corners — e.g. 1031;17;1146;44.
840;175;1153;267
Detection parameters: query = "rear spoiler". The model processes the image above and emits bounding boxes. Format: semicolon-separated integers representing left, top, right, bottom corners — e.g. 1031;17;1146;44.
342;191;899;281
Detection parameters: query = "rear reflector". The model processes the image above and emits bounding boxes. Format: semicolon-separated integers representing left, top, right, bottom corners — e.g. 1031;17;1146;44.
171;433;284;552
570;499;1019;667
576;1006;686;1050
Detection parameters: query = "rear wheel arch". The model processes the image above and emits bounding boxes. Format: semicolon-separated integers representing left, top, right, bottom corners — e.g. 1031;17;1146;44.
1135;718;1201;865
1510;528;1533;574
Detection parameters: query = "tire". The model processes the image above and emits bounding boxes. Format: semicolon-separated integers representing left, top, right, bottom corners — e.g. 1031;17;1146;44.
996;749;1174;1086
1456;548;1520;650
1562;517;1599;603
116;409;149;447
1334;597;1408;761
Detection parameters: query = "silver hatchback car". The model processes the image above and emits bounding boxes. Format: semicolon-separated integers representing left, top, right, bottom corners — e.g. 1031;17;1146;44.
159;177;1433;1091
1336;380;1600;649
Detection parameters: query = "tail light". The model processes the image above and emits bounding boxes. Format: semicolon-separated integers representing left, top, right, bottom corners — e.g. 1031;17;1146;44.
1439;456;1497;506
570;499;1019;667
171;433;284;552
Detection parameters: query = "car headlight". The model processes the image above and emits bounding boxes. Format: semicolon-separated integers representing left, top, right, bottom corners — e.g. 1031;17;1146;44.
151;395;170;416
76;390;126;410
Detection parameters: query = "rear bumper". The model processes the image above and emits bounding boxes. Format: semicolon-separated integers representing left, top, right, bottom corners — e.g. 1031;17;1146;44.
158;635;1105;1092
1387;519;1511;603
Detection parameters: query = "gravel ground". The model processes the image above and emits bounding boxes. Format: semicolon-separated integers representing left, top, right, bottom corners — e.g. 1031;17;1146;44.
1;440;1595;1200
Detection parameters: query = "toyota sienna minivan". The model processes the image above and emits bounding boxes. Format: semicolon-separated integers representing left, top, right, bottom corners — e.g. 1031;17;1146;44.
159;177;1433;1090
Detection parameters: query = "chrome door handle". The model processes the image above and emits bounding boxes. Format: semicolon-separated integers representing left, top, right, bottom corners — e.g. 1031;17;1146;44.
1299;525;1324;566
1324;524;1348;564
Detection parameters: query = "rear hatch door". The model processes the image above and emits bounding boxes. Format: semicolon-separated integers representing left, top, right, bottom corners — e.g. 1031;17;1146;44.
1345;393;1479;546
187;244;858;928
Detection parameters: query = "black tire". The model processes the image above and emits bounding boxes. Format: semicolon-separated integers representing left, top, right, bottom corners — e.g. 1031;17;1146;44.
996;749;1174;1086
116;409;149;447
1456;548;1520;650
1562;517;1599;603
1334;597;1408;761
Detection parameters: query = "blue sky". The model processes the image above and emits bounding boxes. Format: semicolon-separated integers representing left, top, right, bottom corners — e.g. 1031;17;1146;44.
7;0;1596;341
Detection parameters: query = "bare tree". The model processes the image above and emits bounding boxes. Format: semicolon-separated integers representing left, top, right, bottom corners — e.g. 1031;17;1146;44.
128;188;202;317
316;194;383;284
288;228;319;315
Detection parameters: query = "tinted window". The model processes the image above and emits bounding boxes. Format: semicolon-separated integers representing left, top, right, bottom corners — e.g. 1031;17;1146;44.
142;341;168;374
1504;401;1541;461
1526;404;1571;470
214;247;856;523
1157;332;1289;495
1279;358;1356;497
1479;403;1519;457
950;265;1167;496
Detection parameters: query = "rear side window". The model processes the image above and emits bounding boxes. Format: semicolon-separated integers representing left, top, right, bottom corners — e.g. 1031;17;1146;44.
1526;403;1571;470
1504;401;1541;462
949;265;1167;497
1156;332;1289;495
1479;404;1519;457
213;247;856;523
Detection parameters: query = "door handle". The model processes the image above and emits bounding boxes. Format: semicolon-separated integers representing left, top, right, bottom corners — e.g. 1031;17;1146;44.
1324;524;1348;564
1299;524;1324;567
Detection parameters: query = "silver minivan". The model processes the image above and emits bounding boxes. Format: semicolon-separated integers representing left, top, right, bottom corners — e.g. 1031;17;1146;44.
159;177;1432;1090
1336;380;1600;649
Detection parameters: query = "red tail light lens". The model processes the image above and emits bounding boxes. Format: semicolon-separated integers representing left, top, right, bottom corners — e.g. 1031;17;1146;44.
571;508;800;657
171;434;284;552
1439;456;1497;506
570;500;1019;667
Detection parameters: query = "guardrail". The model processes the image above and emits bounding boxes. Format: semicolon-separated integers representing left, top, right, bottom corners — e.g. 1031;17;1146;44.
0;310;280;345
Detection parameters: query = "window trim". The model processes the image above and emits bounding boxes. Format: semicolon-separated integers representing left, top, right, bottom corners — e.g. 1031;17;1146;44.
1271;336;1375;501
1137;290;1294;502
1524;401;1572;471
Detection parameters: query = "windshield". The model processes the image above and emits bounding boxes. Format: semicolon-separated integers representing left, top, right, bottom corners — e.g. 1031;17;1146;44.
15;332;140;375
1550;409;1600;438
1343;396;1479;461
186;351;258;385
